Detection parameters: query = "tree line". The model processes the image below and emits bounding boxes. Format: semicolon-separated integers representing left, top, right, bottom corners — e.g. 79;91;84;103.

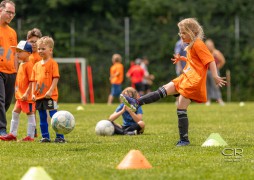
13;0;254;102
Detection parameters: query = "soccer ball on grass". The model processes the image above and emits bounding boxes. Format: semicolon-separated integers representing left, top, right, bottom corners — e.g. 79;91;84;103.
51;110;75;134
95;120;114;136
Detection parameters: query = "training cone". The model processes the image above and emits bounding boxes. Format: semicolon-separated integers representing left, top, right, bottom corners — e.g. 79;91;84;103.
21;166;53;180
116;150;152;169
202;133;228;147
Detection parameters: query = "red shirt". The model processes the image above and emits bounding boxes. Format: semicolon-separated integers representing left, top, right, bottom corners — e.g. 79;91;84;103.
126;65;144;84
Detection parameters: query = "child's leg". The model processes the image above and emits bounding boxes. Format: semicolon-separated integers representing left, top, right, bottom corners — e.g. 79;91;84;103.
39;110;50;139
49;110;64;139
124;121;145;134
177;95;191;143
10;102;22;136
10;111;20;136
27;113;36;138
138;82;177;105
112;122;124;135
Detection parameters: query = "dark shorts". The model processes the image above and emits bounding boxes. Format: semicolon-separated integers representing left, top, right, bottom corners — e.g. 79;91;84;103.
111;84;122;97
134;82;143;92
36;98;55;110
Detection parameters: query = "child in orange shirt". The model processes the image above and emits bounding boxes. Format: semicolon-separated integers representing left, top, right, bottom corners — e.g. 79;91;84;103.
0;40;36;142
120;18;227;146
107;54;124;104
27;28;42;65
27;28;42;137
31;36;65;143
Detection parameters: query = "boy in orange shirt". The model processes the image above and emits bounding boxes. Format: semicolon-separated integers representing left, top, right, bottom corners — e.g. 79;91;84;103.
120;18;227;146
107;54;124;104
27;28;42;65
0;40;36;141
27;28;42;137
31;36;65;143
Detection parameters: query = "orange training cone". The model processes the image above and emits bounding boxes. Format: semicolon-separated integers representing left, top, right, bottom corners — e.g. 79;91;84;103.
116;150;152;169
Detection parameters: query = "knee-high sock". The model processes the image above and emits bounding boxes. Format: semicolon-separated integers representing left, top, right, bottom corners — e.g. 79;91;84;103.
39;110;50;139
27;114;36;138
49;110;64;139
177;109;189;141
10;111;20;136
138;87;167;105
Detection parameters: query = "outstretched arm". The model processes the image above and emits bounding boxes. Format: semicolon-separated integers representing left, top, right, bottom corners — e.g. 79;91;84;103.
171;54;187;64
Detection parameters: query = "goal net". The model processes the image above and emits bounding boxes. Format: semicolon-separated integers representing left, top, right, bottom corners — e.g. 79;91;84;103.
54;58;86;104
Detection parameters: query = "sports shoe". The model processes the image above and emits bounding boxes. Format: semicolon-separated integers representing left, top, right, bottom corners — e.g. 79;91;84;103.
120;94;139;112
0;129;7;136
176;140;190;146
40;138;51;143
54;137;66;143
125;130;137;136
0;133;17;141
22;136;34;142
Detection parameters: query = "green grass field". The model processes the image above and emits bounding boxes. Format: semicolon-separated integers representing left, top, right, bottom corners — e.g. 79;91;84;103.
0;103;253;180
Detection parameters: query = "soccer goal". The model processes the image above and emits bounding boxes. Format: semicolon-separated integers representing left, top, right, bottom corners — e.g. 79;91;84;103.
54;58;86;104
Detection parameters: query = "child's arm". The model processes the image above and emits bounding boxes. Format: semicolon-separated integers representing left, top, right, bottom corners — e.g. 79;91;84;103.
171;54;187;64
45;78;59;98
125;107;143;123
209;61;227;87
108;106;126;121
22;82;32;101
31;81;36;101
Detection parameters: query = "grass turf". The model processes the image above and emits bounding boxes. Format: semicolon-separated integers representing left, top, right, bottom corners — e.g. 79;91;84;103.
0;103;253;180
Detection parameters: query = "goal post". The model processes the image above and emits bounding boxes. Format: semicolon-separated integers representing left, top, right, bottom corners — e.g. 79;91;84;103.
55;58;87;104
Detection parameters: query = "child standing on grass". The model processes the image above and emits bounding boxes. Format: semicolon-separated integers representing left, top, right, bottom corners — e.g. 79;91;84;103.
109;87;145;135
0;41;36;142
27;28;42;137
31;36;65;143
120;18;226;146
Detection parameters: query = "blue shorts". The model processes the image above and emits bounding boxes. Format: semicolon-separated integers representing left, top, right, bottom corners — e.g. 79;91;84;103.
111;84;122;97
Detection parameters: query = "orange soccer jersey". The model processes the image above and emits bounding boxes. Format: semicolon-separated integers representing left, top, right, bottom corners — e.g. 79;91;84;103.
0;25;17;73
172;39;214;103
110;62;124;84
29;52;42;65
15;61;34;102
31;58;60;101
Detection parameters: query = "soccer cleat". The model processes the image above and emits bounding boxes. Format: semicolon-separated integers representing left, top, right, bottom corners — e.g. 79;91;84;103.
176;140;190;146
120;94;139;112
22;136;34;142
40;138;51;143
54;137;66;143
0;133;17;141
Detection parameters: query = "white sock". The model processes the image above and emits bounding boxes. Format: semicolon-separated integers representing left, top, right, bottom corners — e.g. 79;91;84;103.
27;114;36;138
10;111;20;137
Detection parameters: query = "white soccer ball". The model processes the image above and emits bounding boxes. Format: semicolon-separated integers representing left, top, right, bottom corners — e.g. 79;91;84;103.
51;111;75;134
95;120;114;136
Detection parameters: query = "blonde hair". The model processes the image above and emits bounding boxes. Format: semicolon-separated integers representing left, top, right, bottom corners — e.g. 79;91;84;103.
37;36;54;49
122;87;138;99
178;18;204;50
112;54;122;63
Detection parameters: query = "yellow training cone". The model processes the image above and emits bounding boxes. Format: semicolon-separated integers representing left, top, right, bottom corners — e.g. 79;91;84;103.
117;150;152;169
21;166;53;180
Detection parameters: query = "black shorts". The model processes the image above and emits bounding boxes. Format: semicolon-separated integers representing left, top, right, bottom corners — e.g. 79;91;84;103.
36;98;55;110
